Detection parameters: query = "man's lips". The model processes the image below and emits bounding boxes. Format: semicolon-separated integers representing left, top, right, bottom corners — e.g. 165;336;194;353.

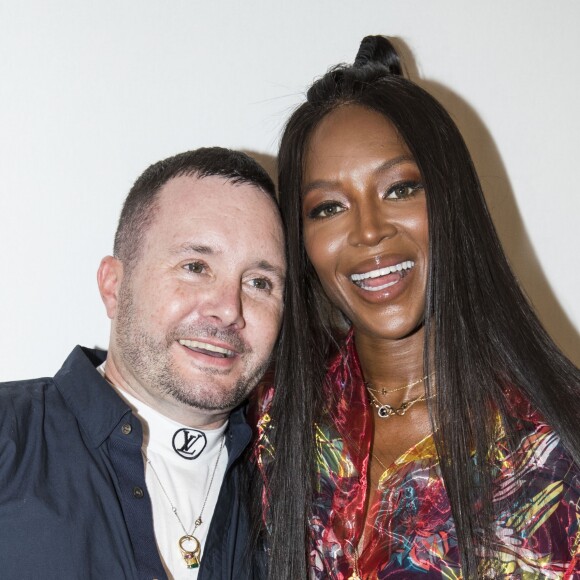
350;260;415;292
178;339;237;358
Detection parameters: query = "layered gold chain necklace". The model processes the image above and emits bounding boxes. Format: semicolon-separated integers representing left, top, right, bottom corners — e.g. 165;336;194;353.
365;374;435;419
347;374;435;578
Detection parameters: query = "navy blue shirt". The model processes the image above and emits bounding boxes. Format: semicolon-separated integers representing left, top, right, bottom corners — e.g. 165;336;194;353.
0;346;257;579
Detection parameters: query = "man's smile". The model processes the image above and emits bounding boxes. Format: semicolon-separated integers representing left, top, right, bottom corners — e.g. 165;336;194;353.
178;339;237;358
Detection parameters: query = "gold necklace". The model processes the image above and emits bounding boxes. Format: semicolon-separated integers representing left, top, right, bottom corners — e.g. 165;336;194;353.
366;388;435;419
347;529;365;580
364;373;432;396
371;452;388;472
143;435;225;569
348;552;362;580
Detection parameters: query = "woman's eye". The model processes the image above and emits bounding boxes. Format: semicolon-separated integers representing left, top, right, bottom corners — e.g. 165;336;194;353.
183;262;205;274
307;202;345;219
385;182;424;200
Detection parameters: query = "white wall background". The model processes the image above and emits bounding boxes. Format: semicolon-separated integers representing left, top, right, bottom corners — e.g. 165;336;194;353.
1;0;578;381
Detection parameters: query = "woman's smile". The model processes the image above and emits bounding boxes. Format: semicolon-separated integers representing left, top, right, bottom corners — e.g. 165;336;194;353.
302;104;428;340
350;258;415;291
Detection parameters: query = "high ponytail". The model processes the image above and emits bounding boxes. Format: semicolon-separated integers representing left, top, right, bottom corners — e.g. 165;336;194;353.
353;35;402;75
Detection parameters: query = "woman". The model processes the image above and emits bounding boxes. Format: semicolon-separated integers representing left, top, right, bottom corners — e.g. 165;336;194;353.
253;36;580;579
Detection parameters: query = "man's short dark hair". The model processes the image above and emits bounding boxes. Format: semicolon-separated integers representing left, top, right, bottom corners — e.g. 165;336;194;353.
113;147;277;270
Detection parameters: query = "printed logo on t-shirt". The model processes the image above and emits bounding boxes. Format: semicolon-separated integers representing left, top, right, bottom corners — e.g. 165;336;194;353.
172;428;207;459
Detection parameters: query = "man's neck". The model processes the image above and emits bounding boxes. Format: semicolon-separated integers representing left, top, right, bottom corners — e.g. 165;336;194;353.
102;352;230;430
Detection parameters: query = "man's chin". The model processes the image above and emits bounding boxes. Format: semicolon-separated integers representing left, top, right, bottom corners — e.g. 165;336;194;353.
165;380;251;413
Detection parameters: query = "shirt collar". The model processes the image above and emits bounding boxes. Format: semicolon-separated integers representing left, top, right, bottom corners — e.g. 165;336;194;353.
53;346;131;448
53;345;253;460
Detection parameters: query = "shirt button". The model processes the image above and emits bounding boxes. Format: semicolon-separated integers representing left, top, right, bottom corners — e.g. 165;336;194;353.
121;423;132;435
133;486;144;499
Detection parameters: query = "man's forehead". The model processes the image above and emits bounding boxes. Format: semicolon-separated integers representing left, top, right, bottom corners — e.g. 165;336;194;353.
146;175;284;262
154;174;277;220
159;173;266;200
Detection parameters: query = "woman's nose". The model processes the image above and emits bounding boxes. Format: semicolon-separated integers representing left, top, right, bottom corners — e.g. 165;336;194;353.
347;200;397;247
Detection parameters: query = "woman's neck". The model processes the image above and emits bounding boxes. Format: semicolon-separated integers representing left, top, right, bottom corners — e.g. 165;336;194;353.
354;326;426;402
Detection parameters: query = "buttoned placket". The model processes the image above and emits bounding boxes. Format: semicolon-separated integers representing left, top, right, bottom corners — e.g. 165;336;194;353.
108;412;168;580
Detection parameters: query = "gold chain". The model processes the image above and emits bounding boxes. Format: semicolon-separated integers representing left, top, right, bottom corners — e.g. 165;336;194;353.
364;373;432;396
349;374;436;576
366;388;435;419
143;435;225;569
347;528;365;580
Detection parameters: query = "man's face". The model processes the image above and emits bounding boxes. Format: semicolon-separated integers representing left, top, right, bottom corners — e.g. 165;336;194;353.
110;175;285;419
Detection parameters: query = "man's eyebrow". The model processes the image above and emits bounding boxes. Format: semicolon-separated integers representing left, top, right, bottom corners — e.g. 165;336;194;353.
254;260;286;282
302;155;416;197
170;245;285;280
170;243;216;255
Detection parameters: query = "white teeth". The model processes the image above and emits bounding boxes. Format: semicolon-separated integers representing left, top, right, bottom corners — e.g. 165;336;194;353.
178;339;235;357
363;280;399;292
350;260;415;282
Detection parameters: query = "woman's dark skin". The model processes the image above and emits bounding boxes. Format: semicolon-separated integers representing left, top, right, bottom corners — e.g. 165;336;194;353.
302;104;432;525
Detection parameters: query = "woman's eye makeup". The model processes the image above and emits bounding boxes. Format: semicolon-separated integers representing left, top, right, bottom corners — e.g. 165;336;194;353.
307;201;345;219
305;178;424;218
384;181;424;200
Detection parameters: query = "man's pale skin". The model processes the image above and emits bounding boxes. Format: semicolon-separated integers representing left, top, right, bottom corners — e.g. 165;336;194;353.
97;174;286;429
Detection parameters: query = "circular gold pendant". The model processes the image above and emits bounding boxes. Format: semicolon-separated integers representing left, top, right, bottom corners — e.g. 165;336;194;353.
179;535;201;569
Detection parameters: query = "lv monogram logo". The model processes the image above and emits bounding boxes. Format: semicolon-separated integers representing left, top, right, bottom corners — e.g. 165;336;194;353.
172;428;207;459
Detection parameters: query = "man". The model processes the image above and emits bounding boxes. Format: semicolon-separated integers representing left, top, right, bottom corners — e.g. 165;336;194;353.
0;148;286;579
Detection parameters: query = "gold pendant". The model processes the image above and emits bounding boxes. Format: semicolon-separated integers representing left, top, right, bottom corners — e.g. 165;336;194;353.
179;535;201;569
347;574;361;580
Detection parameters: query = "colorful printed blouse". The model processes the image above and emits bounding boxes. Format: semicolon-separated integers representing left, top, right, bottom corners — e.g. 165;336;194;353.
256;333;580;579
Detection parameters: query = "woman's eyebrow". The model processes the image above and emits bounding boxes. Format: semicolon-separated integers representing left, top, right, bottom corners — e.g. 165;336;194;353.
372;155;416;176
303;155;417;197
302;178;340;198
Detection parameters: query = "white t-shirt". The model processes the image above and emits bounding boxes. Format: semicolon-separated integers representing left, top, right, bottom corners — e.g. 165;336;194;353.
98;365;228;580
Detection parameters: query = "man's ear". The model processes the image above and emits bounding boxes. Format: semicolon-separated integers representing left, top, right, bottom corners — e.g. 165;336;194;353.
97;256;124;320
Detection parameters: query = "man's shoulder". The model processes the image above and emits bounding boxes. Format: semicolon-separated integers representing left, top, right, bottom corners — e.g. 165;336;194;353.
0;375;54;389
0;346;106;421
0;375;64;436
0;375;59;406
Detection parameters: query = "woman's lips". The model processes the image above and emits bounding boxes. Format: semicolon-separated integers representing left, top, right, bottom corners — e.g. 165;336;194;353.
350;260;415;291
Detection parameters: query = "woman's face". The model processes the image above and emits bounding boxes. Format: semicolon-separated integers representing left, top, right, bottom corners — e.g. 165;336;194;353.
302;104;428;342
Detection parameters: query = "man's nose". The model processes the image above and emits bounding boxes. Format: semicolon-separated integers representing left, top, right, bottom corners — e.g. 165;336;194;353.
198;281;246;329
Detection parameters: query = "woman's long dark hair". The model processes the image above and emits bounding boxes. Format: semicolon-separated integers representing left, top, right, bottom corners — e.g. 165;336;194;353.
259;36;580;578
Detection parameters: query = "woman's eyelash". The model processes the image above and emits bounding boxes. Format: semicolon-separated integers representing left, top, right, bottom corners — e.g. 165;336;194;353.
385;181;424;200
306;181;423;218
307;202;345;219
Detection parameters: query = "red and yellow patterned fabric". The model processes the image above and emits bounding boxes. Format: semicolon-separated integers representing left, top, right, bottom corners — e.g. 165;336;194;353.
256;332;580;579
